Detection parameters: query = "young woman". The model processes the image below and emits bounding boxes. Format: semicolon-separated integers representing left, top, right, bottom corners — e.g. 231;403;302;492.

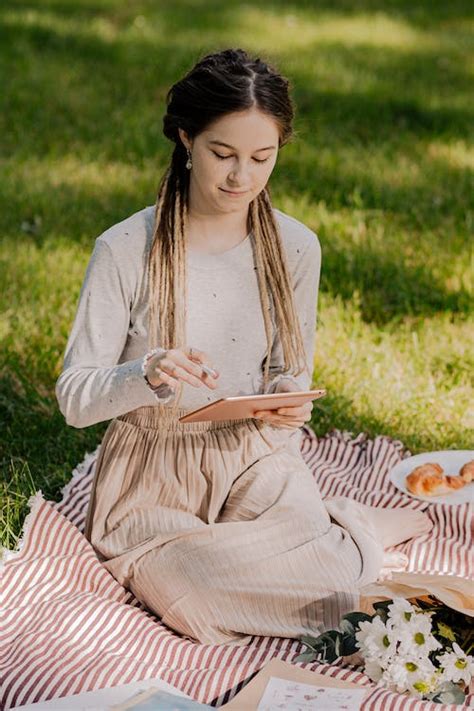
56;48;431;646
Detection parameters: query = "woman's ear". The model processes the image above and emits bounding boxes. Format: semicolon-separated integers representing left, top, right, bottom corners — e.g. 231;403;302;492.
178;127;191;151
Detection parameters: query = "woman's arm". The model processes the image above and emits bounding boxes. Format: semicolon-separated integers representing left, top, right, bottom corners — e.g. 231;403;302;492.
263;233;322;393
55;237;174;429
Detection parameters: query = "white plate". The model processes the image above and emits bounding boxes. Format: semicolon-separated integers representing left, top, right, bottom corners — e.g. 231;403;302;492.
389;450;474;506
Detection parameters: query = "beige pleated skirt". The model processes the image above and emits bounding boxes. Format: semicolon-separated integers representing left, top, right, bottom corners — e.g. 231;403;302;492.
84;406;384;645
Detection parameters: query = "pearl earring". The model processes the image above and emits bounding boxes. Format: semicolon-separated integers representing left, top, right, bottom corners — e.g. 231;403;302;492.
186;148;192;170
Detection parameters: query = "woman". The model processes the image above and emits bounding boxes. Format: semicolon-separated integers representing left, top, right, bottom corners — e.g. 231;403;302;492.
56;48;431;646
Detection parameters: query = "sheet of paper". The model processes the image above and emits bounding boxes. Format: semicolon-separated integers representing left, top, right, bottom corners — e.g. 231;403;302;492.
110;687;211;709
257;676;367;711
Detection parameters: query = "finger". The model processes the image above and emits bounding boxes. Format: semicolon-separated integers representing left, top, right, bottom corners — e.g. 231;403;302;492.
151;368;179;389
159;358;204;388
186;347;220;377
254;413;305;428
277;403;313;417
255;410;300;421
276;407;305;417
171;349;218;387
199;365;219;389
272;422;302;429
164;351;219;390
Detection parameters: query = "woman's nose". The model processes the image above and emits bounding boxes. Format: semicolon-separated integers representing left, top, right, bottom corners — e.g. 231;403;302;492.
228;162;251;184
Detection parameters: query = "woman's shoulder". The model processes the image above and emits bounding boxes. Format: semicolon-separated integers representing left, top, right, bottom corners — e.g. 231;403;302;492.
272;207;321;267
95;204;155;265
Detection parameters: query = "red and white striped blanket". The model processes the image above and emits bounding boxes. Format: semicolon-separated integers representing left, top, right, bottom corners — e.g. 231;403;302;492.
1;427;472;710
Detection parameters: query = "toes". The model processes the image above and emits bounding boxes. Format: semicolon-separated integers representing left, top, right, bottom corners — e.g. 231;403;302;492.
382;551;409;570
379;551;409;580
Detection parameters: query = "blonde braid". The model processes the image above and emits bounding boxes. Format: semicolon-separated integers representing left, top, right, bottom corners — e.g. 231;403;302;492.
147;163;189;422
250;188;309;389
250;199;274;393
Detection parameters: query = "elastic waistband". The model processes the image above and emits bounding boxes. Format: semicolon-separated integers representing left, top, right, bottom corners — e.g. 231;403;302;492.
116;406;258;433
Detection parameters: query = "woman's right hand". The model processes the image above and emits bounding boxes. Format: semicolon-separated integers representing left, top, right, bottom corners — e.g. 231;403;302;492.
145;347;220;391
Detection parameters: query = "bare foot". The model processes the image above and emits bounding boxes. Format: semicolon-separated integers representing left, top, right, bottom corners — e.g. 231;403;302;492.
362;505;433;548
379;551;409;580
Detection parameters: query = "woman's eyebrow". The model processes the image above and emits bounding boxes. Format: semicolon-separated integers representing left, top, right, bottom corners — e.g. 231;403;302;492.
208;140;276;152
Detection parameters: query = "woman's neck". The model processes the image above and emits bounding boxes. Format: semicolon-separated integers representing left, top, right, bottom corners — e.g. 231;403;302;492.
185;208;250;254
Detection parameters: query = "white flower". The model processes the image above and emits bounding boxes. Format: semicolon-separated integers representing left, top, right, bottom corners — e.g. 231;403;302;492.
356;616;396;663
407;666;443;699
397;611;441;658
382;655;438;695
437;642;474;686
387;598;417;628
364;658;384;682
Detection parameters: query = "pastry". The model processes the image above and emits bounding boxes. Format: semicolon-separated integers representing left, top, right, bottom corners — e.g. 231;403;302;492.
460;460;474;483
405;462;466;497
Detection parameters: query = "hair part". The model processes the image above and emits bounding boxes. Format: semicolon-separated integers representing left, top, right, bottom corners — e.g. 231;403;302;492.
147;48;309;421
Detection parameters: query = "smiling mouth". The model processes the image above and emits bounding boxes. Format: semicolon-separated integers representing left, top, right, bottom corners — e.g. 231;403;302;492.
220;188;249;195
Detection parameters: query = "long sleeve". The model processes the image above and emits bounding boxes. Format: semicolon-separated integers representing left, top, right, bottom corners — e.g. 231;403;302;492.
55;237;174;429
263;234;322;393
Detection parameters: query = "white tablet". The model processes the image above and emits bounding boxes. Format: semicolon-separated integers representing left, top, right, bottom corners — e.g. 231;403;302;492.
178;389;326;423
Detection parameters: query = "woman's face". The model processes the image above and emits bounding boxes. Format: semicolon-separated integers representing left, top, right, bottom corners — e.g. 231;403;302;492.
178;107;280;215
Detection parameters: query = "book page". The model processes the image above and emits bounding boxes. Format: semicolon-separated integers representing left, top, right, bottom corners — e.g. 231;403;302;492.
257;677;367;711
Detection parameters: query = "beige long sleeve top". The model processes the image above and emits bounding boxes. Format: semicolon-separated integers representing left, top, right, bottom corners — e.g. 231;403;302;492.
55;205;322;428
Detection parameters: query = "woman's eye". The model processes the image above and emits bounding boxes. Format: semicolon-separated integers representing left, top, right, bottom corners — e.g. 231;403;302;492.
212;152;270;163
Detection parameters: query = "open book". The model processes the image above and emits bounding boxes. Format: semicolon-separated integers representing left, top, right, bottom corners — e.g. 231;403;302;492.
110;658;370;710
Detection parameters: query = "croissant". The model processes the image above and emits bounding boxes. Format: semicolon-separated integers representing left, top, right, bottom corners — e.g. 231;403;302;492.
460;460;474;483
406;462;466;497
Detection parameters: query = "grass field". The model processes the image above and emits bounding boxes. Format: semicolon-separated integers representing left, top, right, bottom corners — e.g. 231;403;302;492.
1;0;473;550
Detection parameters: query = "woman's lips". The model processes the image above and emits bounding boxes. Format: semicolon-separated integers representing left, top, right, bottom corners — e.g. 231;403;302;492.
220;188;249;196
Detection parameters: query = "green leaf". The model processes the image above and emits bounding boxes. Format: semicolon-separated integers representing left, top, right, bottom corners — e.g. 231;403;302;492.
294;651;317;663
322;645;339;664
299;635;322;652
428;681;466;704
316;631;344;664
341;634;358;656
373;601;391;623
436;621;457;642
341;611;373;629
340;619;355;636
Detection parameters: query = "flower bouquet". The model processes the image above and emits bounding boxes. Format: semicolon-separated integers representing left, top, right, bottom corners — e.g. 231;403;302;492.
296;597;474;705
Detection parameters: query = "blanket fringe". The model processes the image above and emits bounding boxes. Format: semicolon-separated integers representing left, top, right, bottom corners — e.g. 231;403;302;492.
0;489;46;569
57;446;100;505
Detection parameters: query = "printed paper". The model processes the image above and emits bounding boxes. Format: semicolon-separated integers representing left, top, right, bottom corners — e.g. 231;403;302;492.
257;676;367;710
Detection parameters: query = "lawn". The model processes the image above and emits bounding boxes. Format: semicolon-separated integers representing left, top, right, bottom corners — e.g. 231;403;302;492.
1;0;473;550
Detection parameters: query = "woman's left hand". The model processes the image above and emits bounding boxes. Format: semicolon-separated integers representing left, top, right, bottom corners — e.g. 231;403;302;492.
253;378;313;429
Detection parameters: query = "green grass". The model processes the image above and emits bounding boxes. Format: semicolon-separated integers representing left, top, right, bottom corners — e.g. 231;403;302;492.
1;0;473;550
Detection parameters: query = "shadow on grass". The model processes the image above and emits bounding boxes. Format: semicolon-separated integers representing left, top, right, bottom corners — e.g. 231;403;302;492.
320;245;471;325
0;374;107;503
310;389;469;454
5;0;474;29
1;2;473;155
